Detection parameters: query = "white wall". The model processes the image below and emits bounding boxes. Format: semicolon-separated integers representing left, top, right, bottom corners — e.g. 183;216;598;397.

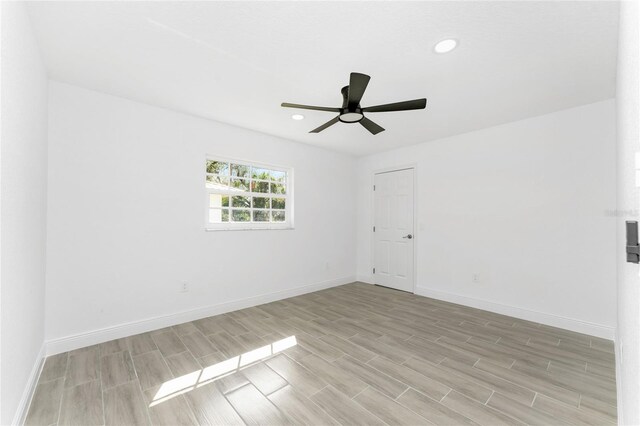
615;1;640;424
45;82;356;350
357;100;617;338
0;2;49;424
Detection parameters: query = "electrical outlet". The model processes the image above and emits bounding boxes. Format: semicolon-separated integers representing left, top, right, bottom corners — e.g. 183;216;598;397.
472;273;480;283
181;282;189;293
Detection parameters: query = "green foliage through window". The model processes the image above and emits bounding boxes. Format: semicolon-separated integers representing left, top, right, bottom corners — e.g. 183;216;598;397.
253;197;270;209
232;196;250;208
272;198;285;209
232;210;251;222
206;161;229;175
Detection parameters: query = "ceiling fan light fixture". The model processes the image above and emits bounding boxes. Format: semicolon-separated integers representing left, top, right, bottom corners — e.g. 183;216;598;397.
434;38;458;54
291;114;305;120
339;112;364;123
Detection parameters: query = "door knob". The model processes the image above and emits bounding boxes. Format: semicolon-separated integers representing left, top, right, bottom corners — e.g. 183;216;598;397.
403;234;413;239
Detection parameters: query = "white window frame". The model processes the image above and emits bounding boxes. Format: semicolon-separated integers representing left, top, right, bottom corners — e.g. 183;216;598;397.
204;155;294;231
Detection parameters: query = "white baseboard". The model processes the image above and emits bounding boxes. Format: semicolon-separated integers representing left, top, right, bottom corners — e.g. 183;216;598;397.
414;286;615;340
46;275;356;356
356;275;374;284
12;343;46;426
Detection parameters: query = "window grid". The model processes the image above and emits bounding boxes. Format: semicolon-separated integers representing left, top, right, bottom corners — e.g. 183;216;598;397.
205;158;292;229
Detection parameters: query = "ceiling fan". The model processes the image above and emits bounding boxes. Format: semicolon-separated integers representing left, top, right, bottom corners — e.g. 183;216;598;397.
281;72;427;135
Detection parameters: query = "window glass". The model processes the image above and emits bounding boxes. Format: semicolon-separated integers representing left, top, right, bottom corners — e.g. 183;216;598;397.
231;178;250;192
272;198;286;209
206;175;229;189
231;210;251;222
231;163;250;178
252;167;286;182
270;183;286;194
253;197;270;209
232;196;251;208
209;208;230;223
251;181;270;193
253;210;270;222
209;194;229;208
272;211;286;222
206;161;229;175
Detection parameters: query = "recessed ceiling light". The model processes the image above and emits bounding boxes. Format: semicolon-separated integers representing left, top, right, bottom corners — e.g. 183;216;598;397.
434;39;458;54
291;114;305;120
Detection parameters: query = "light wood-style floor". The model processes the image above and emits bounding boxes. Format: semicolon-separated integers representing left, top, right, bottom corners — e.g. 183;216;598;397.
25;282;617;425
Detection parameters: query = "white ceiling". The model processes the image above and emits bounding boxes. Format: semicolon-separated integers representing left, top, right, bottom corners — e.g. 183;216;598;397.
27;1;619;156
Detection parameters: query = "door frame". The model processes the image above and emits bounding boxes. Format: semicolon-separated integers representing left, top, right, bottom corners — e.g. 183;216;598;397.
370;164;418;294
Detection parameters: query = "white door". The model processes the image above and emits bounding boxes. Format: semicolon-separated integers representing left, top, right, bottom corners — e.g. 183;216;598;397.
373;168;415;292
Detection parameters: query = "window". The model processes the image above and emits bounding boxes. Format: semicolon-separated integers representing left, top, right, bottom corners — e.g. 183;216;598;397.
205;157;293;230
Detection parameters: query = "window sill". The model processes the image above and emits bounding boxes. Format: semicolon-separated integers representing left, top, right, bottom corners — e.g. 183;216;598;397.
205;225;295;232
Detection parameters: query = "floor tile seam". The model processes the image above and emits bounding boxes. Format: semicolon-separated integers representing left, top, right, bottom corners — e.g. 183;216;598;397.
483;389;550;425
155;342;203;423
347;385;394;426
530;390;617;425
54;371;67;426
470;361;579;407
130;360;155;426
98;353;106;426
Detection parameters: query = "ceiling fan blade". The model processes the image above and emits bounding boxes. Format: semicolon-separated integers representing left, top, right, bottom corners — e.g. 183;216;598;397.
281;102;340;112
359;117;385;135
309;116;340;133
362;98;427;113
347;72;371;109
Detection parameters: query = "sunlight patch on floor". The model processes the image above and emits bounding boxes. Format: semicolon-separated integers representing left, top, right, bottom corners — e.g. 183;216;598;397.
150;335;297;407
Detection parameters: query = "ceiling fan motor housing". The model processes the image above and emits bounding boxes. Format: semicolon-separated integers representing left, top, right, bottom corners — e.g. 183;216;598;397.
339;85;364;123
